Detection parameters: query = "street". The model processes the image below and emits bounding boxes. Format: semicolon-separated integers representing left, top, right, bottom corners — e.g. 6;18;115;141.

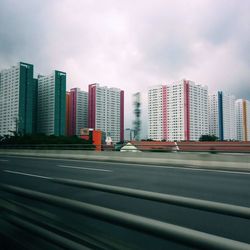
0;155;250;249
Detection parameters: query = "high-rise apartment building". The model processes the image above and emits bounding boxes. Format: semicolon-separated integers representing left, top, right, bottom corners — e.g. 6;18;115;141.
209;92;236;140
88;83;124;143
37;71;66;136
235;99;250;141
67;88;88;136
148;85;164;141
0;62;36;136
148;79;208;141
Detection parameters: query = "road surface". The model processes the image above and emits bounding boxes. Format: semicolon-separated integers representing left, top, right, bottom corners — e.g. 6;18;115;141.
0;155;250;249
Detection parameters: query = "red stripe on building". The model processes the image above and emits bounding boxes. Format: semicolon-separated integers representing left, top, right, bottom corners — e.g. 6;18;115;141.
66;92;70;136
88;84;96;129
120;90;124;142
162;85;168;140
69;88;77;136
184;80;190;141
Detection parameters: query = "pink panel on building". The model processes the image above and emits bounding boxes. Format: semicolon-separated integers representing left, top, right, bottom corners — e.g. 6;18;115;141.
88;84;96;129
66;92;70;136
69;88;77;136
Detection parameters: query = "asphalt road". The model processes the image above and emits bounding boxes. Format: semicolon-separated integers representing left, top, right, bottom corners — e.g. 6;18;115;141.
0;155;250;250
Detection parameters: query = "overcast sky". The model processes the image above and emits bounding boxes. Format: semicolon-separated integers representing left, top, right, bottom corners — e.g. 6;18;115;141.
0;0;249;137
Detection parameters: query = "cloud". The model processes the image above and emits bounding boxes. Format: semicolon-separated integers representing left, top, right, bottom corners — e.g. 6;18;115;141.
0;0;250;137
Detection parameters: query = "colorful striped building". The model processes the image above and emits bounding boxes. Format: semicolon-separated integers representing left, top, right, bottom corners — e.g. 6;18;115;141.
209;92;236;141
0;62;36;136
148;79;208;141
66;88;88;136
235;99;250;141
37;71;66;136
88;83;124;143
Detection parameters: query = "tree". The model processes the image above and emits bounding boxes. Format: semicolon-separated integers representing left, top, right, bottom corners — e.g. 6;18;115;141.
0;134;93;145
199;134;218;141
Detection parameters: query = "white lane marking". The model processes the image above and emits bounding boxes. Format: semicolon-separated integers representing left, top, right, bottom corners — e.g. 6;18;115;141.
185;167;250;175
4;170;51;179
55;162;250;175
2;155;250;175
0;159;9;162
57;165;112;172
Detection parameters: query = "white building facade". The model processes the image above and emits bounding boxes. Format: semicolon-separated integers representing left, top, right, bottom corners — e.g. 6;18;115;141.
148;80;208;141
235;99;250;141
148;86;164;141
37;71;66;136
68;88;88;136
76;90;88;135
88;83;124;143
0;62;35;136
209;92;236;140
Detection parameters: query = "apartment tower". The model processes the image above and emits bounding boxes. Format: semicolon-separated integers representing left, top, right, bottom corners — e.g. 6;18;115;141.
88;83;124;143
37;71;66;136
0;62;36;135
67;88;88;136
235;99;250;141
209;92;236;140
148;79;208;141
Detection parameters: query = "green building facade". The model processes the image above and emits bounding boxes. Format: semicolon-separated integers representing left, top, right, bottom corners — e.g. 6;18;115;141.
37;71;66;136
54;71;66;136
18;62;35;135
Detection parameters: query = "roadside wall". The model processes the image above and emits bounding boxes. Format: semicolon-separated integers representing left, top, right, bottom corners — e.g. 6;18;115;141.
0;149;249;172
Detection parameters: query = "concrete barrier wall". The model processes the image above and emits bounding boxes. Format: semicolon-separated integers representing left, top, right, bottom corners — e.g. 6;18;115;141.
0;149;249;172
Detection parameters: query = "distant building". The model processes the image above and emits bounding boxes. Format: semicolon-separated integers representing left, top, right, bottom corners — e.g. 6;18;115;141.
235;99;250;141
67;88;88;136
148;79;208;141
37;71;66;136
0;62;36;136
209;92;236;140
88;83;124;143
124;128;135;141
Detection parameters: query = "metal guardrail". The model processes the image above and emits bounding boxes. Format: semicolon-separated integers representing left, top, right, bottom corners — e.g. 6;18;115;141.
1;183;250;250
1;198;115;250
52;178;250;219
5;215;90;250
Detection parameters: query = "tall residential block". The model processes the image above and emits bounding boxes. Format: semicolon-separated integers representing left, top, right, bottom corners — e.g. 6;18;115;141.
209;92;236;140
37;71;66;136
235;99;250;141
0;62;36;136
67;88;88;136
88;83;124;143
148;79;208;141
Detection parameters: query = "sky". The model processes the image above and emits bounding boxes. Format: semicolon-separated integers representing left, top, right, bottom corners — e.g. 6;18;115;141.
0;0;250;138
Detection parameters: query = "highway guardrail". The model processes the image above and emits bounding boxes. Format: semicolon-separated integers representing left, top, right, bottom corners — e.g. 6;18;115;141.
1;183;250;250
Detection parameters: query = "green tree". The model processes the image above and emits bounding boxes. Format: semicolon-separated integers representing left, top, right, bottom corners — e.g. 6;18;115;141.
199;134;218;141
